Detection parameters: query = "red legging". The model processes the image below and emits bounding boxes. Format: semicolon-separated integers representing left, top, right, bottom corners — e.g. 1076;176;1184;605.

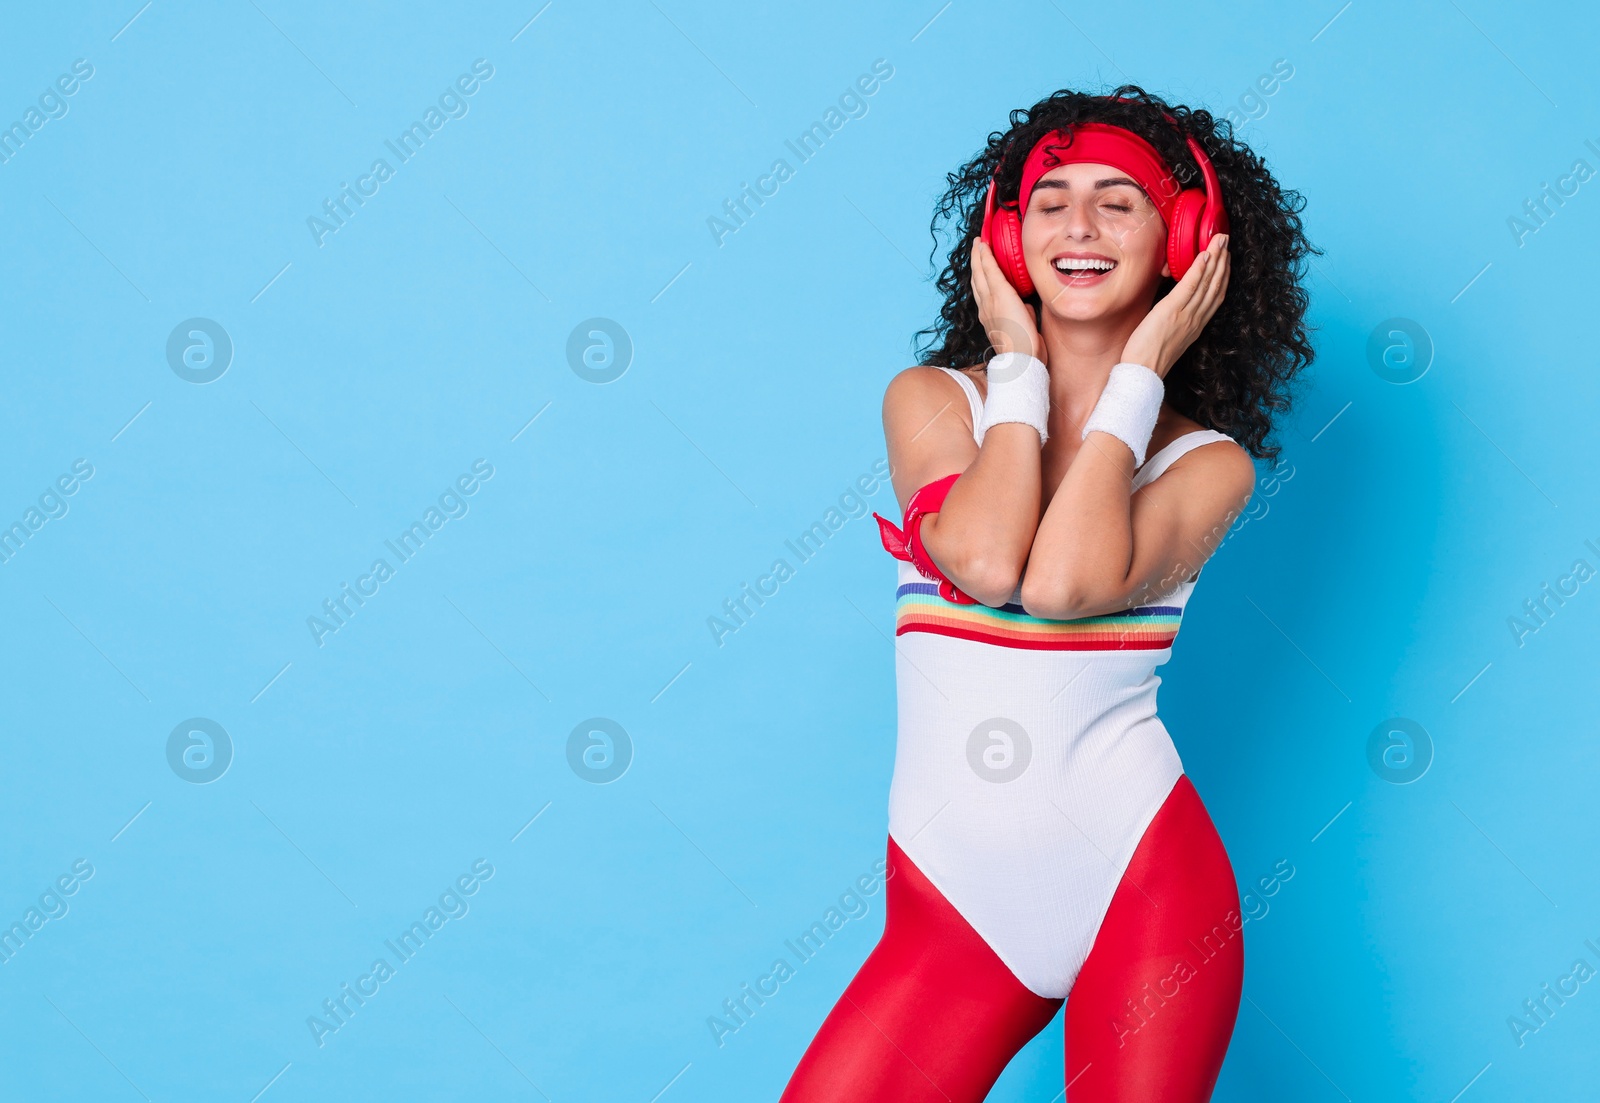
779;775;1244;1102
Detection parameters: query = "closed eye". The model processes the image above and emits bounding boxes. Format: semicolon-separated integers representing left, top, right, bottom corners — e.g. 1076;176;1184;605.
1038;199;1138;214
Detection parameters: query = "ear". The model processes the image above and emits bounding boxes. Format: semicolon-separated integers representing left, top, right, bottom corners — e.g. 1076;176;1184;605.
1160;257;1171;279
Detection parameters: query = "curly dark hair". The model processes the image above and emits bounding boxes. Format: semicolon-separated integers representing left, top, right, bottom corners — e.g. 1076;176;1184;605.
915;84;1317;466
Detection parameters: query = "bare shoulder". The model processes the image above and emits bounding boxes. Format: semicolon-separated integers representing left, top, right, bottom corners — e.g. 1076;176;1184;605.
882;364;983;429
1160;414;1257;499
881;365;985;510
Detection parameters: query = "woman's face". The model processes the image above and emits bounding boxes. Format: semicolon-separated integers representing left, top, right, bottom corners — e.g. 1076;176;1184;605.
1019;161;1169;323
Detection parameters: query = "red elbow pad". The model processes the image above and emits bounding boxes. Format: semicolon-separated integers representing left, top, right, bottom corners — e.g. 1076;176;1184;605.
871;473;977;605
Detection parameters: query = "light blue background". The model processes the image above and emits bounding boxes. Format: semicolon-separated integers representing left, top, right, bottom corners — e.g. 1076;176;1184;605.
3;1;1597;1099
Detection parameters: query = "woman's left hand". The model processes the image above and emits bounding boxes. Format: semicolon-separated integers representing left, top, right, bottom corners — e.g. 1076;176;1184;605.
1120;233;1230;379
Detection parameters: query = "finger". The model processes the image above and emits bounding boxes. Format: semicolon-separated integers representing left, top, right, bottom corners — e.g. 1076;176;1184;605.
1212;243;1231;300
974;246;1009;347
1171;249;1211;309
1194;273;1224;325
1202;236;1231;307
975;238;995;279
978;242;1024;312
1191;260;1223;322
1184;251;1228;331
1196;239;1224;293
979;239;1008;290
971;241;990;304
1195;240;1230;321
1191;235;1227;297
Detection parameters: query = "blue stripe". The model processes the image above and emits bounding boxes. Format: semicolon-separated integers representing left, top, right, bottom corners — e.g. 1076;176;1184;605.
895;581;1181;618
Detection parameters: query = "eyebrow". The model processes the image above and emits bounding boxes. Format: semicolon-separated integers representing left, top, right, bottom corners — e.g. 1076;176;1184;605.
1033;176;1143;193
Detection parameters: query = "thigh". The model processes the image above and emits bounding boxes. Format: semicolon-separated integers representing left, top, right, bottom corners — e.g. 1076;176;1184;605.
780;836;1062;1103
1063;775;1244;1102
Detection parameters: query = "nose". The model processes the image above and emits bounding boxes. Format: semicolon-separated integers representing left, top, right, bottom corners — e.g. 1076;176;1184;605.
1061;199;1099;240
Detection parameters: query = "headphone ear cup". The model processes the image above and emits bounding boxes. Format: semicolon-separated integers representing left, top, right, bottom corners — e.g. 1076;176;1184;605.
1166;188;1208;282
988;207;1034;297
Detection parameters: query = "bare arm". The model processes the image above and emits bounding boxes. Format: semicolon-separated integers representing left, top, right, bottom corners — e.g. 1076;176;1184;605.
880;237;1054;607
1021;232;1249;618
882;367;1041;607
1019;435;1256;618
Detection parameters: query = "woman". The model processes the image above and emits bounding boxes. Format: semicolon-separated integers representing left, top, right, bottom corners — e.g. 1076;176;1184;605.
780;86;1315;1101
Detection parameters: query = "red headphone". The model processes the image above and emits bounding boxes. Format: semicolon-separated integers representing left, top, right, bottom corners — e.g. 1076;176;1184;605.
978;112;1228;296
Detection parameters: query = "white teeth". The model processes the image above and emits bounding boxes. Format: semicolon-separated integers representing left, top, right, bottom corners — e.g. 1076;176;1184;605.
1053;257;1116;273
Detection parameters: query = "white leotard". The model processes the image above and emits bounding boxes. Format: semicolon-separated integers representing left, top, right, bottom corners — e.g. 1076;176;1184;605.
885;365;1235;999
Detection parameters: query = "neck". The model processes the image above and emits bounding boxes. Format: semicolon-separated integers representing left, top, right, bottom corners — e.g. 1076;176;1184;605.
1038;308;1145;437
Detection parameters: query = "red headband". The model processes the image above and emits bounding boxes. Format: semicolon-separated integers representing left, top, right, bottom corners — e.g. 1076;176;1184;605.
1017;123;1183;230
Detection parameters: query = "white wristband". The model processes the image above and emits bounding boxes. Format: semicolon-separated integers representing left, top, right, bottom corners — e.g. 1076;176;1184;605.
1081;362;1164;466
978;352;1050;445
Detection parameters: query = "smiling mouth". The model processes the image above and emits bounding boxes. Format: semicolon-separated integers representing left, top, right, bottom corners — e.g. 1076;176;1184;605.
1052;256;1117;285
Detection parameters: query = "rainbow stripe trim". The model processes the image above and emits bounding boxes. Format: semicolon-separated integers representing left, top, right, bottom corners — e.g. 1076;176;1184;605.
894;582;1183;651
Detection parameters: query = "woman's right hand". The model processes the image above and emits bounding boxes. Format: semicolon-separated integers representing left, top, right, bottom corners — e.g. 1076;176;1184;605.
971;238;1046;364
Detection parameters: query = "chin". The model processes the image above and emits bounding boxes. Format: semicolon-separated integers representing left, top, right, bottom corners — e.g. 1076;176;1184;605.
1042;301;1106;324
1037;271;1163;325
1038;284;1131;323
